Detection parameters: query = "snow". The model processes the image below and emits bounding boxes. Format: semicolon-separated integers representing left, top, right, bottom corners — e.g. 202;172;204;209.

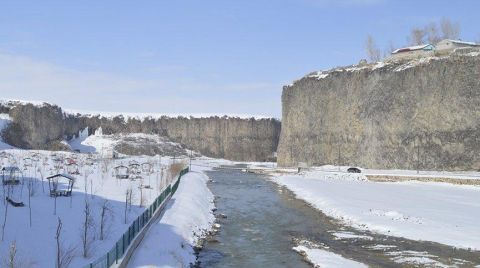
293;245;368;268
391;44;432;54
307;71;329;80
309;165;480;181
0;114;14;149
68;128;119;154
273;169;480;250
0;99;277;121
0;99;48;108
330;231;373;241
65;108;274;121
127;171;215;268
386;250;449;266
448;39;478;46
0;149;186;267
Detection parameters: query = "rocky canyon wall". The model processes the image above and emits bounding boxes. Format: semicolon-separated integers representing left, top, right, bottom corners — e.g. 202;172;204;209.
277;51;480;170
0;101;280;162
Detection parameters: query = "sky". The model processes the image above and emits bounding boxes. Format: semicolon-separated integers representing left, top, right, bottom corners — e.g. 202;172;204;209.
0;0;479;118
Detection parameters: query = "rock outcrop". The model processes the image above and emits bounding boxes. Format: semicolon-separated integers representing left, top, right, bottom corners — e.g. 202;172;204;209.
0;101;281;161
1;103;65;150
278;51;480;170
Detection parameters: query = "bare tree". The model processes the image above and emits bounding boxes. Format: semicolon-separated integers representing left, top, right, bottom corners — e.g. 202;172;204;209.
99;201;112;241
424;22;441;44
55;217;62;268
124;190;128;224
56;217;75;268
408;27;426;45
81;200;94;258
27;179;34;227
139;185;145;208
2;191;9;241
7;240;17;268
365;35;381;62
382;40;396;58
128;188;133;211
53;190;58;215
440;17;460;40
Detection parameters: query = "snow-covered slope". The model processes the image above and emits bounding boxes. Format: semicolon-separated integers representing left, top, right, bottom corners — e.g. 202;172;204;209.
69;129;197;157
127;171;215;267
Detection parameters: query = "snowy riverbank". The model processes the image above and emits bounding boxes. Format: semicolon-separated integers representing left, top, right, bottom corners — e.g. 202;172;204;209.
272;169;480;251
127;171;215;268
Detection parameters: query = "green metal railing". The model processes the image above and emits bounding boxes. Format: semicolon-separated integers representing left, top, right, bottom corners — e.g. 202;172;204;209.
83;167;189;268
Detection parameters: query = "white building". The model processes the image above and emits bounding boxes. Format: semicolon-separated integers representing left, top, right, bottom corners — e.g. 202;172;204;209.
435;39;479;55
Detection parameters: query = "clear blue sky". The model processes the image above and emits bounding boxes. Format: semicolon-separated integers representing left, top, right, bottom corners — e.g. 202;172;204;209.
0;0;478;118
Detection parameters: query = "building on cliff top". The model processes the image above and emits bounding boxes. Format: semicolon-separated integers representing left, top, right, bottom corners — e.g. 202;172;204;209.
388;39;478;61
390;44;435;61
435;39;479;55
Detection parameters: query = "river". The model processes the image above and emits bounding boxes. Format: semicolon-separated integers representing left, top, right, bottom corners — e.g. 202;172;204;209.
197;166;480;267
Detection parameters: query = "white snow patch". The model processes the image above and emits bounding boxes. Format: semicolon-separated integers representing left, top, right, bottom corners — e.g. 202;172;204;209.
293;245;368;268
308;71;329;80
330;231;373;240
386;250;449;267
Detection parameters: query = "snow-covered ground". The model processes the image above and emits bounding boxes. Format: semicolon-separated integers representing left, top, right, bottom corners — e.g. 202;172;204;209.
127;170;215;268
0;148;185;267
293;243;367;268
0;114;14;150
272;169;480;250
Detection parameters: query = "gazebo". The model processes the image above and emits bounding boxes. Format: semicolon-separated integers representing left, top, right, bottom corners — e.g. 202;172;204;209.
66;163;80;175
1;166;22;185
46;174;75;197
128;163;141;175
141;162;152;174
114;165;129;179
23;157;33;167
65;158;77;165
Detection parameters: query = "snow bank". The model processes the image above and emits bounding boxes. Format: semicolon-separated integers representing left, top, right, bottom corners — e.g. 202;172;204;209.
273;172;480;249
127;171;215;268
293;245;367;268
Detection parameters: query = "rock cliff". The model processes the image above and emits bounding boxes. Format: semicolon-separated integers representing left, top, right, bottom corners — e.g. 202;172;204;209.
278;51;480;170
0;101;280;161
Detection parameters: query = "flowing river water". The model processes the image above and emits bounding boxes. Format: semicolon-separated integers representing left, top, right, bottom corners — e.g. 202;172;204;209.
197;166;480;267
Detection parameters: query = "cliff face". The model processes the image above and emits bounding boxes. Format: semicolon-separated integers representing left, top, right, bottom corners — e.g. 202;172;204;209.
2;103;67;150
1;101;280;161
65;115;280;161
278;52;480;170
